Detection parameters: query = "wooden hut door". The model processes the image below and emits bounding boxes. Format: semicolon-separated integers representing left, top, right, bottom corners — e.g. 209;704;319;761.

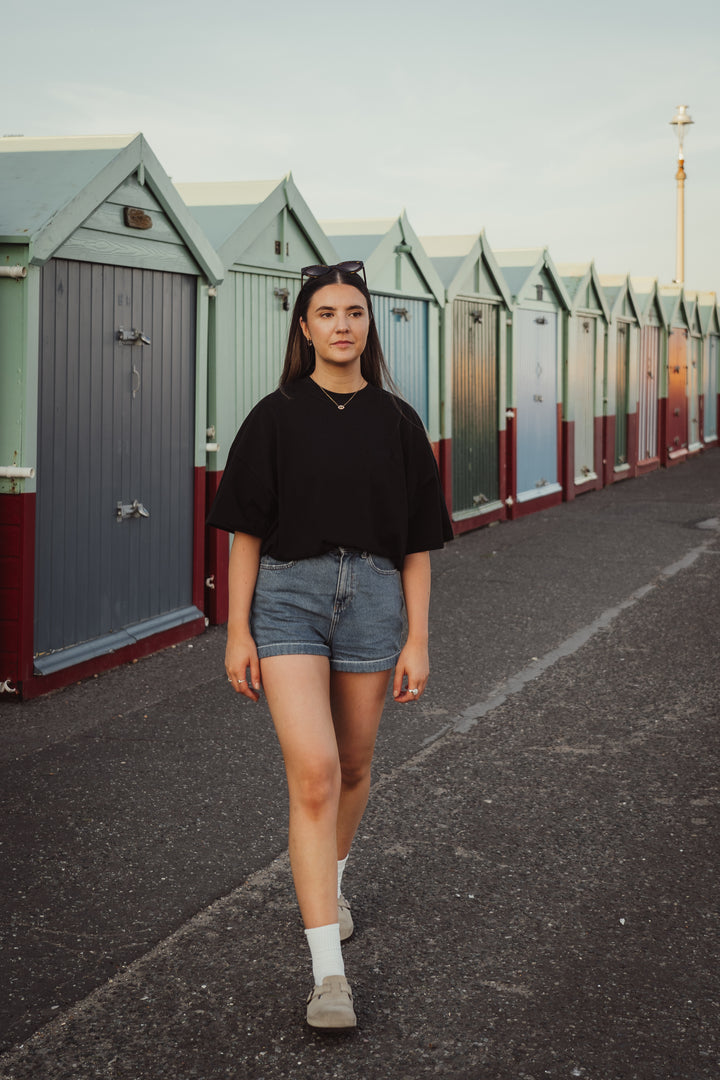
666;329;688;455
574;318;596;481
451;300;499;514
515;308;559;500
35;259;197;666
704;335;719;441
638;325;659;463
614;324;629;466
688;336;702;449
374;296;429;425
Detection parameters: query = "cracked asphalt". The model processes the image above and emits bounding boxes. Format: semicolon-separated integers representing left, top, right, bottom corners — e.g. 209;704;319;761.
1;450;719;1079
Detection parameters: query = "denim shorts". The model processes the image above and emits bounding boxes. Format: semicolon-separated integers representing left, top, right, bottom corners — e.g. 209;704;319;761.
251;548;404;673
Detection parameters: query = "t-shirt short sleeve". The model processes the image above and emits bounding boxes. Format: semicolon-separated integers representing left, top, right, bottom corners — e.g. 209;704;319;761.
400;404;454;554
206;401;278;539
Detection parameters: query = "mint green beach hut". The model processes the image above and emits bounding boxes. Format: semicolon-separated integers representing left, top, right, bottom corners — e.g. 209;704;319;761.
557;262;610;498
0;134;223;698
175;175;337;624
421;232;512;531
321;214;445;446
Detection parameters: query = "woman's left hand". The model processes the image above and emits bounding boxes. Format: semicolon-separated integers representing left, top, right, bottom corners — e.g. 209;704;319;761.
392;639;429;703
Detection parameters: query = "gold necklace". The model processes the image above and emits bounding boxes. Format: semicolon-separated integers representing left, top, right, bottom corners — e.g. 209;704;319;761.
314;380;366;411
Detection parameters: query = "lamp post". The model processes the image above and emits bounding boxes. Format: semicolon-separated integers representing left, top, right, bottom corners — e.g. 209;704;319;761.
670;104;693;285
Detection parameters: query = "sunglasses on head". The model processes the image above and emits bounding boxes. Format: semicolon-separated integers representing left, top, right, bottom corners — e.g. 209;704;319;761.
300;261;366;288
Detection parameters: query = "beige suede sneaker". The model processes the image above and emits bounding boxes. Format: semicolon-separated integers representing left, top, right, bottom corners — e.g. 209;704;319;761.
306;975;357;1029
338;894;354;942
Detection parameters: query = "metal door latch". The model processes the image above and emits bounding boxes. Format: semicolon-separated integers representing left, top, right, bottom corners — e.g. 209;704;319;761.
117;328;151;346
116;499;150;522
533;394;544;402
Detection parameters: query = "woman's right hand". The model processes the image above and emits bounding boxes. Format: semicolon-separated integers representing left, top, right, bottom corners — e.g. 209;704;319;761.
225;629;262;702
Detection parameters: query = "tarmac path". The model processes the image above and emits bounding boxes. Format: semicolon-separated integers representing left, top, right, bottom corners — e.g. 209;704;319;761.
1;451;719;1079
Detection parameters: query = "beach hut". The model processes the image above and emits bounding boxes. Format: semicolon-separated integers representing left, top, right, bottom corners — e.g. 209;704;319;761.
684;294;705;455
494;249;571;518
630;278;666;474
0;134;223;699
321;214;445;443
557;263;610;498
658;285;692;466
598;274;642;484
174;176;336;624
685;291;720;446
421;233;513;531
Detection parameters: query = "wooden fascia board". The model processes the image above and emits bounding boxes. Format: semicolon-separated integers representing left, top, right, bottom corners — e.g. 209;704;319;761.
283;175;338;266
478;232;513;309
588;265;611;322
363;218;400;280
29;135;145;265
135;137;224;285
398;211;445;306
538;250;572;311
444;236;512;307
216;180;287;268
623;276;643;325
444;236;482;302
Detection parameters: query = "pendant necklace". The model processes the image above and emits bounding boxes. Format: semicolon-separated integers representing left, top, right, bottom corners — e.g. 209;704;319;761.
314;380;366;411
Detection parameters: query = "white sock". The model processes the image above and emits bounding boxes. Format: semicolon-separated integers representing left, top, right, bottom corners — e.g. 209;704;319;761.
337;855;349;898
305;923;344;985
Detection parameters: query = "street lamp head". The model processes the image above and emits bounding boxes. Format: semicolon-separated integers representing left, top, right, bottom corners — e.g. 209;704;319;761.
670;104;694;158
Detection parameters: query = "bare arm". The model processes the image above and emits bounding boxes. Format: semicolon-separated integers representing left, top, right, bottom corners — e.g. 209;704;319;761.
393;550;431;703
225;531;263;701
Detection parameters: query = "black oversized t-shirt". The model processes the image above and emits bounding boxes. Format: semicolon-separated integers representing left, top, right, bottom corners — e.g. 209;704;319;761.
206;377;454;567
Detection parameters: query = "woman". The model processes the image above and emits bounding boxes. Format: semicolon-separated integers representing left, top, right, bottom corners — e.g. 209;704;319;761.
208;261;453;1030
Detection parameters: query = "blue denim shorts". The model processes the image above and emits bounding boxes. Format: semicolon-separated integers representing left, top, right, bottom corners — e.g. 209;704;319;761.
251;548;404;673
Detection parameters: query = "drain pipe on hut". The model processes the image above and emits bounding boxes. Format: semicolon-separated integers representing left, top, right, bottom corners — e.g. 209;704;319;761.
0;265;27;279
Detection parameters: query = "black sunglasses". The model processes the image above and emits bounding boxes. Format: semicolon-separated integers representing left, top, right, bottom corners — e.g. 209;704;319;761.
300;261;366;288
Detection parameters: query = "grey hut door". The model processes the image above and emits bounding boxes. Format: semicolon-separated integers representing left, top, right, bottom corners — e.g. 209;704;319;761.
452;299;499;514
574;318;596;481
614;324;629;466
688;336;702;450
35;259;197;669
638;324;660;462
515;308;559;501
374;295;429;425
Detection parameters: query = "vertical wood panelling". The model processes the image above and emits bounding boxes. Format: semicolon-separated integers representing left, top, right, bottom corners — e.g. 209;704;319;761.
688;336;702;449
515;309;559;498
451;300;499;514
614;325;629;465
667;329;689;454
638;325;660;461
35;259;196;659
704;336;719;440
236;272;295;418
373;296;429;424
573;318;596;479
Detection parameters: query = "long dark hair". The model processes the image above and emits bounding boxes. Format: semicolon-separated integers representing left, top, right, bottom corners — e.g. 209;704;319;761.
279;268;397;391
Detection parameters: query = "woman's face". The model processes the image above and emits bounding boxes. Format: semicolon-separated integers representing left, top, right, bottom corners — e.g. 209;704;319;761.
300;283;370;369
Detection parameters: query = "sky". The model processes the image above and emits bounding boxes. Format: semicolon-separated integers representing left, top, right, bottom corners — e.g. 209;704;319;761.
5;0;720;293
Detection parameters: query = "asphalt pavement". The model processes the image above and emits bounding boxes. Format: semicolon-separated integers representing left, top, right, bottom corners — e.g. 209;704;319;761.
1;450;719;1079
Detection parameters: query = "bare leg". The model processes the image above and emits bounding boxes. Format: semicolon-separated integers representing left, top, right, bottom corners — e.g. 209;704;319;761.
260;654;339;929
331;669;392;860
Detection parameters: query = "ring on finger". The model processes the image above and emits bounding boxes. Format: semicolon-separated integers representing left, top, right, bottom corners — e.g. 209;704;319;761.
410;688;419;696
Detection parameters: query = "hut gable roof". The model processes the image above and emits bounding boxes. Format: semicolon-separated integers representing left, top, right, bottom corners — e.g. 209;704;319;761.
557;261;610;320
175;174;336;270
0;133;223;283
684;290;720;335
421;232;512;307
321;212;445;305
630;277;665;327
658;284;692;329
598;273;641;323
494;248;571;310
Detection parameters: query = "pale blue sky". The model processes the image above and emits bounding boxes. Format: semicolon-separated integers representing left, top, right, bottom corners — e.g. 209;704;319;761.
5;0;720;290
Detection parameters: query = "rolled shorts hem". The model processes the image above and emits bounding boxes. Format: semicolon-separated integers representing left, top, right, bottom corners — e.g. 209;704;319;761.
256;642;400;673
